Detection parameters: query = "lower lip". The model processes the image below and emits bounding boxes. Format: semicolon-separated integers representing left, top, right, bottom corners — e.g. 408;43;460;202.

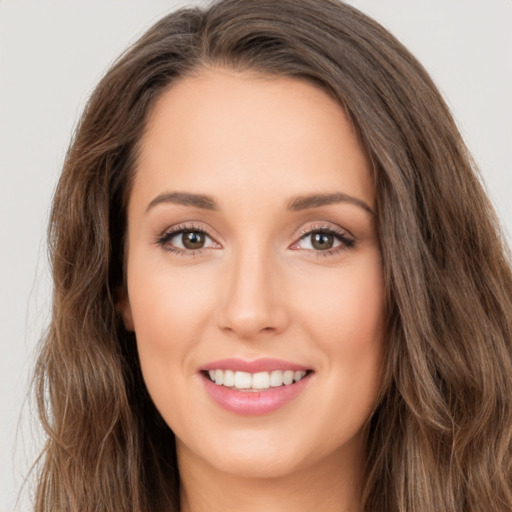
201;373;312;415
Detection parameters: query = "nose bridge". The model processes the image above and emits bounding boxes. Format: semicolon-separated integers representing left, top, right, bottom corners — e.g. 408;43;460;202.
218;240;287;338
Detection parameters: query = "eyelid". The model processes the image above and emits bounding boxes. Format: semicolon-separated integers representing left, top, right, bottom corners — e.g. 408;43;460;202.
289;222;356;253
155;220;356;256
156;222;222;254
298;221;354;239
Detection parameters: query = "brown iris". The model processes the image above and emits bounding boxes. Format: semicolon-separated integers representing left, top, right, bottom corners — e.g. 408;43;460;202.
311;232;334;250
182;230;205;249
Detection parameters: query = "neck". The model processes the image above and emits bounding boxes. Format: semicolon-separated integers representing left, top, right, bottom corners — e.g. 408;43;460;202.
177;441;364;512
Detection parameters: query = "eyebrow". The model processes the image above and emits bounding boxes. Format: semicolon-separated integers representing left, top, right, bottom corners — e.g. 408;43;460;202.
146;191;218;212
146;190;374;215
288;193;375;215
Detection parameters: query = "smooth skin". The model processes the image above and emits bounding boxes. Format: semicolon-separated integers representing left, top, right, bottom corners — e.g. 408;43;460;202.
121;67;385;512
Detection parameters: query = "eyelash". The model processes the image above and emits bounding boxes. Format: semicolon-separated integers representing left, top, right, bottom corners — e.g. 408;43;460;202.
296;224;356;256
156;223;213;256
155;223;356;257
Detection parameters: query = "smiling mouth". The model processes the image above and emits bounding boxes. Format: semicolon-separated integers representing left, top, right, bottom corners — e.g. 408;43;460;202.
202;369;312;392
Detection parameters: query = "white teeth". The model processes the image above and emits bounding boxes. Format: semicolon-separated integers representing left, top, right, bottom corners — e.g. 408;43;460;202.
234;371;252;389
252;371;270;389
294;370;306;382
283;370;294;385
270;370;283;387
223;369;235;387
206;369;308;390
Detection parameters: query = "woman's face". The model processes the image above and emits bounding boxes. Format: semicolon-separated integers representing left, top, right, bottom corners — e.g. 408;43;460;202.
121;68;385;479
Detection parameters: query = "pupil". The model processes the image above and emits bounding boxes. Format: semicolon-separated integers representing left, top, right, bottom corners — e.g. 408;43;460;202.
312;232;333;250
183;231;205;249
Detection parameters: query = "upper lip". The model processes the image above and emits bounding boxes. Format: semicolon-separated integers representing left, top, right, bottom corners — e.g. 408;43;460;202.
199;358;311;373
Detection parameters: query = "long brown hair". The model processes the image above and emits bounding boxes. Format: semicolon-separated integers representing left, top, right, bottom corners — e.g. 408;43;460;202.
33;0;512;510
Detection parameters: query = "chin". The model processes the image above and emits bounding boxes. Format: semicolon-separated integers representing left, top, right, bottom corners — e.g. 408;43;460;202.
207;448;309;480
175;424;312;477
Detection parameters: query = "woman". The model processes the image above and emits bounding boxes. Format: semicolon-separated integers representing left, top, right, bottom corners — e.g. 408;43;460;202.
33;0;512;511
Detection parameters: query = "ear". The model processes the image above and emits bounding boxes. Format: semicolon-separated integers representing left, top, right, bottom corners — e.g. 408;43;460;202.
116;287;135;332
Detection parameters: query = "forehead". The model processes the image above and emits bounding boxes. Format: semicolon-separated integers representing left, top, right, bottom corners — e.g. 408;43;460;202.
132;67;374;212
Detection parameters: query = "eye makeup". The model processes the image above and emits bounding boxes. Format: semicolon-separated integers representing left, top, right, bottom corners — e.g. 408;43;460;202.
291;223;356;256
155;222;220;256
155;220;356;258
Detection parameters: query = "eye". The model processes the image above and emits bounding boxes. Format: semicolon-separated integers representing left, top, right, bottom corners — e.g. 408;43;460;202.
291;226;355;253
307;232;338;251
178;230;208;250
157;225;220;253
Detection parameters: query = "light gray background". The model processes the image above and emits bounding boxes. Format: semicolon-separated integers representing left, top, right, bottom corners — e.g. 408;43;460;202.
1;1;511;510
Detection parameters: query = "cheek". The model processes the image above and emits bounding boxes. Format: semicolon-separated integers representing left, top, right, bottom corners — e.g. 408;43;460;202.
125;263;222;444
125;260;217;400
300;253;383;334
127;259;213;343
294;252;385;394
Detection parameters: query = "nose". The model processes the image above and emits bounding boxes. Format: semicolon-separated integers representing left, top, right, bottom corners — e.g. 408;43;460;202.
217;247;289;340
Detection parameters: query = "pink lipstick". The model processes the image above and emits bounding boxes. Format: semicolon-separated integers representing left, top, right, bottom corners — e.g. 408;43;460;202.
199;358;313;415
